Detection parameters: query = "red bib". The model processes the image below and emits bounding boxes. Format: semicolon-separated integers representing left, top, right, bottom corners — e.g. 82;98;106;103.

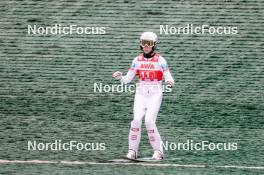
136;54;163;81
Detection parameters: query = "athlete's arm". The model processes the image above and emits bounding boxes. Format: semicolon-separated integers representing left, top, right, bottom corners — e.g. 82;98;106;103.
160;56;175;87
113;57;138;84
120;57;138;84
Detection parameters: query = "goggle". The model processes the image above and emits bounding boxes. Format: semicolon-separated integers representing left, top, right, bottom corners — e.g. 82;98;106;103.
140;39;155;47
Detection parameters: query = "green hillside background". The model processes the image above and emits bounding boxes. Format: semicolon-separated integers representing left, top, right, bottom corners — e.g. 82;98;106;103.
0;0;263;174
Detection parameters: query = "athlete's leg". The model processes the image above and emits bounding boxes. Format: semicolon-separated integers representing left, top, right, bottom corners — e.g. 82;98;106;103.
128;92;146;155
145;92;163;154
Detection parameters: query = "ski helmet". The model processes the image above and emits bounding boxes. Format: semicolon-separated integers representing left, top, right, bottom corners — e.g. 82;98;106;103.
140;31;158;50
